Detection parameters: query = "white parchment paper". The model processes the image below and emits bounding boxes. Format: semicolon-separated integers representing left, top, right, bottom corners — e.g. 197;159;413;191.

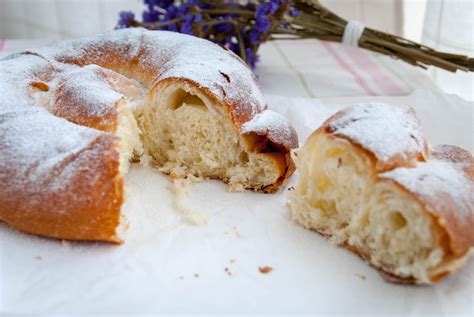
1;89;473;315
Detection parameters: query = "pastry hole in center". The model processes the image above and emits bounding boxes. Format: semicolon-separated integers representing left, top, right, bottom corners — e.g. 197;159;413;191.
168;88;206;110
389;211;407;230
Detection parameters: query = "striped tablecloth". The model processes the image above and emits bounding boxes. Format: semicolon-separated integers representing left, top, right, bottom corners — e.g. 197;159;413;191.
0;38;438;98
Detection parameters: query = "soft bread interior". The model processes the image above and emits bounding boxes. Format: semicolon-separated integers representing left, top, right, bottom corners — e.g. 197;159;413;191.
139;82;281;191
117;101;143;174
52;65;284;191
288;134;444;283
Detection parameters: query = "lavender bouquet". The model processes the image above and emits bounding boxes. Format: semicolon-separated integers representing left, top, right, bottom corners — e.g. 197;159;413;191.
117;0;473;72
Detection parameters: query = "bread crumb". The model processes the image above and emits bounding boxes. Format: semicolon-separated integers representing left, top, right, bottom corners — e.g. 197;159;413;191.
224;267;232;276
228;183;245;192
61;240;70;248
231;226;241;238
356;273;366;280
139;154;153;166
229;258;236;264
259;266;273;274
35;256;42;260
170;176;210;226
122;220;130;233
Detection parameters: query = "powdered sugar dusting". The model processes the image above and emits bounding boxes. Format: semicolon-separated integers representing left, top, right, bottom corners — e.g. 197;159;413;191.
381;160;472;215
0;109;114;207
242;110;297;147
327;103;427;167
53;65;126;131
57;65;123;115
29;28;266;122
144;30;266;121
0;28;287;226
380;144;473;252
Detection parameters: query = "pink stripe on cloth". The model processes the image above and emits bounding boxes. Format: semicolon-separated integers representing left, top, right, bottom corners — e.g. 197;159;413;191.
342;46;404;95
321;41;377;96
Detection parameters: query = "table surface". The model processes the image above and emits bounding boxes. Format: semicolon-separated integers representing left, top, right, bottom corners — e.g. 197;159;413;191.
3;38;472;316
0;38;438;99
1;89;473;316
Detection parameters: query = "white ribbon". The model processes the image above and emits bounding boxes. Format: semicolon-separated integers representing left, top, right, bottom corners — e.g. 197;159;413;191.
342;20;365;47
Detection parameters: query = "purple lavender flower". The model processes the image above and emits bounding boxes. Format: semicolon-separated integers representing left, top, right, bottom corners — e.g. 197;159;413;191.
246;47;259;69
215;22;234;34
176;2;190;17
254;0;292;35
193;13;202;23
116;11;135;29
143;9;160;23
144;0;173;9
249;29;260;45
255;16;271;33
289;8;300;16
116;0;298;70
180;14;194;35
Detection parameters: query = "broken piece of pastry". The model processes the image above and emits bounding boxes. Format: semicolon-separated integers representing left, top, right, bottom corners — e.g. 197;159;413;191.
288;103;473;284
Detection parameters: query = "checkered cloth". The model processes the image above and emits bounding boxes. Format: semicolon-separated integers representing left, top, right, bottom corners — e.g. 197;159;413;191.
0;38;437;98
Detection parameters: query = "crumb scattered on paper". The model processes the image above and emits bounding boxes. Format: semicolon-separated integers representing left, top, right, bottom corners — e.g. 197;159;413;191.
119;216;130;233
231;226;240;238
139;154;153;166
170;176;210;226
35;256;42;260
259;266;273;274
61;240;70;248
229;258;236;264
194;274;199;278
228;183;244;192
224;267;232;276
356;273;366;280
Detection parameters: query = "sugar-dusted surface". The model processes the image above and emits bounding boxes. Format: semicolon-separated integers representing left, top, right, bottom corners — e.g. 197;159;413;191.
380;144;473;254
57;65;122;116
325;102;428;170
30;28;267;125
1;91;473;315
381;161;471;216
0;51;121;223
242;109;298;149
0;28;276;191
0;109;113;199
431;144;473;164
0;29;295;242
54;65;124;131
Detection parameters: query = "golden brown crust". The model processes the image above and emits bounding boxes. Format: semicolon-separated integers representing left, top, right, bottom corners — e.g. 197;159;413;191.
311;229;419;284
54;68;120;132
327;141;473;283
381;145;474;261
153;77;298;192
0;29;296;242
318;103;429;172
0;134;123;243
295;104;473;284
